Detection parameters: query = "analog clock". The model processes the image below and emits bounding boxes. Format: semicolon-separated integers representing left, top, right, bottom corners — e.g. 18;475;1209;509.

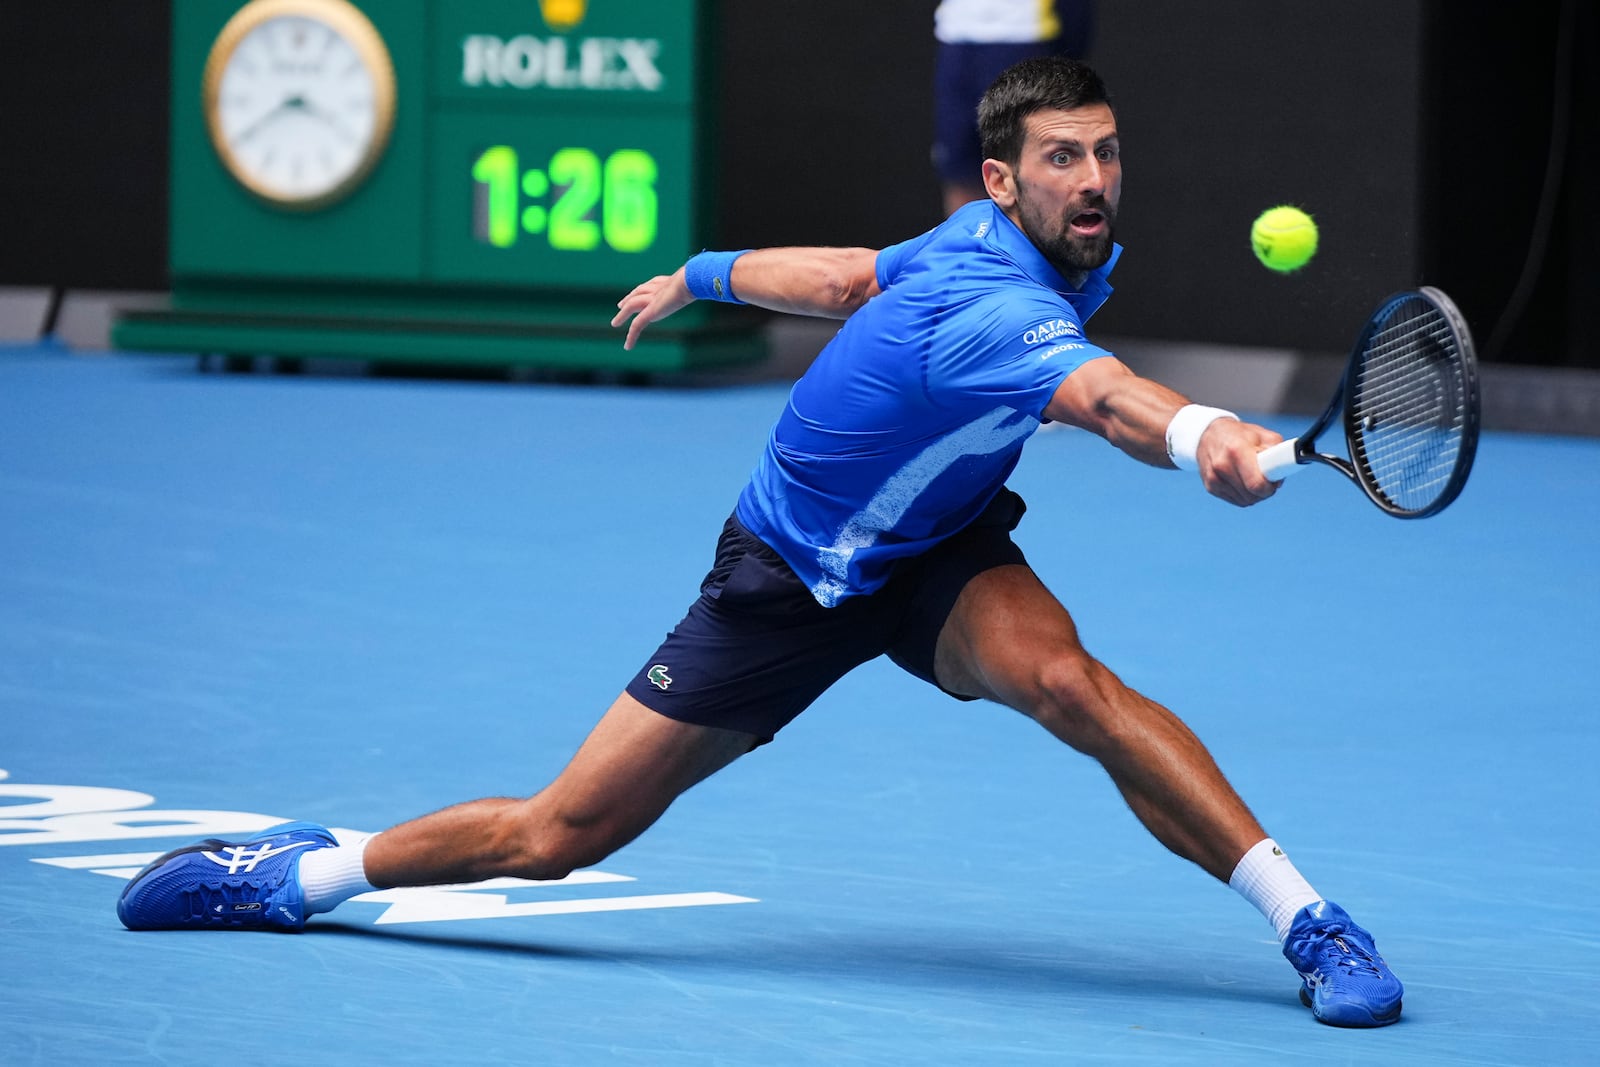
202;0;397;210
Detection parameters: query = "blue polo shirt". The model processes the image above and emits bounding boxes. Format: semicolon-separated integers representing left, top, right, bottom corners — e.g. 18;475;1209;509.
735;199;1120;606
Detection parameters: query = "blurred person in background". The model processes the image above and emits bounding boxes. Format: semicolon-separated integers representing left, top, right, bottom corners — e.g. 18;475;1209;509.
934;0;1096;215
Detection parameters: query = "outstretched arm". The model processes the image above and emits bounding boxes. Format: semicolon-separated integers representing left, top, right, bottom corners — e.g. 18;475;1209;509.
1045;356;1282;507
611;247;881;350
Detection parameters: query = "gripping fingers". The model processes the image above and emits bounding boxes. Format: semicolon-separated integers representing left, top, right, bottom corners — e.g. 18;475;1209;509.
1197;420;1282;506
1236;446;1282;503
1205;464;1275;507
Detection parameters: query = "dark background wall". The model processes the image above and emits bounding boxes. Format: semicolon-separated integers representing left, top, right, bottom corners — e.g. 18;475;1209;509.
0;3;173;292
2;0;1592;365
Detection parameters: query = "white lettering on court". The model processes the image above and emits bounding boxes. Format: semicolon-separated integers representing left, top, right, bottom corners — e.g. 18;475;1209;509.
2;770;756;924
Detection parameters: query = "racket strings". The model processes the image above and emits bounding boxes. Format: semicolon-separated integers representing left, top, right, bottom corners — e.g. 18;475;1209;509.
1350;301;1468;510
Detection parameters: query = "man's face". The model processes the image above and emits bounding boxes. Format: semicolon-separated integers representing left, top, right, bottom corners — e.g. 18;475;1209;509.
984;104;1122;279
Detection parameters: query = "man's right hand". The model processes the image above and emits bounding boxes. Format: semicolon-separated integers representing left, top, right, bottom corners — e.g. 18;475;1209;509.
1198;418;1282;507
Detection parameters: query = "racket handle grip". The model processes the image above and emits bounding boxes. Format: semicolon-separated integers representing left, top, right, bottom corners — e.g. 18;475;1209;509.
1257;438;1305;480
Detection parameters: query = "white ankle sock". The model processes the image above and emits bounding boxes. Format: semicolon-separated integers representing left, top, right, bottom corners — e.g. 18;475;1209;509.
298;831;378;915
1228;838;1322;942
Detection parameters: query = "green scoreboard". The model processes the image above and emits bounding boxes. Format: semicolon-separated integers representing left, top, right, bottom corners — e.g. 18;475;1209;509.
116;0;761;372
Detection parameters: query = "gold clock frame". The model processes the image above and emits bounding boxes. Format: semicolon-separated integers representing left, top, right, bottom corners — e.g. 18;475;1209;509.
201;0;397;211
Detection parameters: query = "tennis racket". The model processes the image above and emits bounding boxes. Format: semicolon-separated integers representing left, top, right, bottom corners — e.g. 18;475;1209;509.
1256;286;1481;518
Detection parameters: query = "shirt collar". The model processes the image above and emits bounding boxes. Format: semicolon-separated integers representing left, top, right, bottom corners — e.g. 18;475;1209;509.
985;202;1120;322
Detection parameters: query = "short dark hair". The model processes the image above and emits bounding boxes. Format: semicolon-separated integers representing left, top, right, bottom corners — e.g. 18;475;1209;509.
978;57;1113;166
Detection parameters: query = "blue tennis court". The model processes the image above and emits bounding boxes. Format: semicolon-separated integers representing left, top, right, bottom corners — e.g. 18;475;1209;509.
3;342;1597;1064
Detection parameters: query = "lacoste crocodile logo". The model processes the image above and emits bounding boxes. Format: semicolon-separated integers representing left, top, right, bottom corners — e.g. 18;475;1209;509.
647;664;672;691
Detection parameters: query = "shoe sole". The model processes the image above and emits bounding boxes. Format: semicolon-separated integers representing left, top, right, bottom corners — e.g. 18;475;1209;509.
1300;985;1403;1027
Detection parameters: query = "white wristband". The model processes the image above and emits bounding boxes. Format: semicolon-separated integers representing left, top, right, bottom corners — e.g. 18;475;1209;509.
1165;404;1238;471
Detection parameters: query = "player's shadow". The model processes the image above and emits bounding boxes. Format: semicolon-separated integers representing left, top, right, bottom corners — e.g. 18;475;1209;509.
310;919;1297;1015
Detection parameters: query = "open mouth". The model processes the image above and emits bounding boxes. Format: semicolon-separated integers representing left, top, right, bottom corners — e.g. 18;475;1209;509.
1069;211;1106;236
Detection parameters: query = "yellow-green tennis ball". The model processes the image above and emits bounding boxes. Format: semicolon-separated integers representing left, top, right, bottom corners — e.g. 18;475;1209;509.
1251;206;1319;273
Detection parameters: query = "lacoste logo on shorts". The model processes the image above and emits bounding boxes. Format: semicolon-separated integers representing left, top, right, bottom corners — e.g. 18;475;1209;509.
647;664;673;690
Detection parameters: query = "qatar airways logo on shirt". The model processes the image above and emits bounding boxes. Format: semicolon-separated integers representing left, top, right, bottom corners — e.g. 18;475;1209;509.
1022;319;1081;345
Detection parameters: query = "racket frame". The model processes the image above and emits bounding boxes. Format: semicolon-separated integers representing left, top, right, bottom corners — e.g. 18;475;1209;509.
1266;286;1480;519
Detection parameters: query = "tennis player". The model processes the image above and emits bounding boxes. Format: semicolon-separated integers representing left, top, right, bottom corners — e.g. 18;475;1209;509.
117;57;1404;1028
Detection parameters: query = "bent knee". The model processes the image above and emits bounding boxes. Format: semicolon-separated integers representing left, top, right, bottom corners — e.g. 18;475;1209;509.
1025;651;1129;751
490;799;626;882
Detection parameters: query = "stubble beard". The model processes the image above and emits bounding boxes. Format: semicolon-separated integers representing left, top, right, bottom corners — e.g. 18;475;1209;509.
1017;190;1117;281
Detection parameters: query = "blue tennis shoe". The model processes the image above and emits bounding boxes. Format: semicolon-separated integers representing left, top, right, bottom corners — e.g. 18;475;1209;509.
1282;900;1404;1026
117;821;336;931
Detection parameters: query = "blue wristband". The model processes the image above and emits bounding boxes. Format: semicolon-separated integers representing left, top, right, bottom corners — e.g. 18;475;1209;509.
684;249;751;304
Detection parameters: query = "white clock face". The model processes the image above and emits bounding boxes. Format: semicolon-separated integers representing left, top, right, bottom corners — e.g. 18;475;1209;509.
207;5;394;207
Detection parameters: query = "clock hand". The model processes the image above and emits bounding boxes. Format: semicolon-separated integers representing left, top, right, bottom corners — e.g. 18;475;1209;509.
296;95;359;145
230;95;299;146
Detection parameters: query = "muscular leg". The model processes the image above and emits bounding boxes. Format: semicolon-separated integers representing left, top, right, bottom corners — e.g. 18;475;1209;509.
932;564;1264;881
931;564;1404;1027
362;693;758;889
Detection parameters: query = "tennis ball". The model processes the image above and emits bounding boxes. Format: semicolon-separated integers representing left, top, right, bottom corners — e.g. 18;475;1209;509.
1251;206;1318;273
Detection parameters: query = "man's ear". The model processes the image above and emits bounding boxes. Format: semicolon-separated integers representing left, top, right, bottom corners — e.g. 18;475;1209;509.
981;159;1016;208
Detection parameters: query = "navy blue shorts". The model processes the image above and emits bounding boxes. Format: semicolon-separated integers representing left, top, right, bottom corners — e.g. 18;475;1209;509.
625;489;1028;742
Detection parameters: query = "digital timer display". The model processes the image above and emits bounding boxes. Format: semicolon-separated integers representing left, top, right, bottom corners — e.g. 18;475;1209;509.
471;145;659;253
428;111;695;290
